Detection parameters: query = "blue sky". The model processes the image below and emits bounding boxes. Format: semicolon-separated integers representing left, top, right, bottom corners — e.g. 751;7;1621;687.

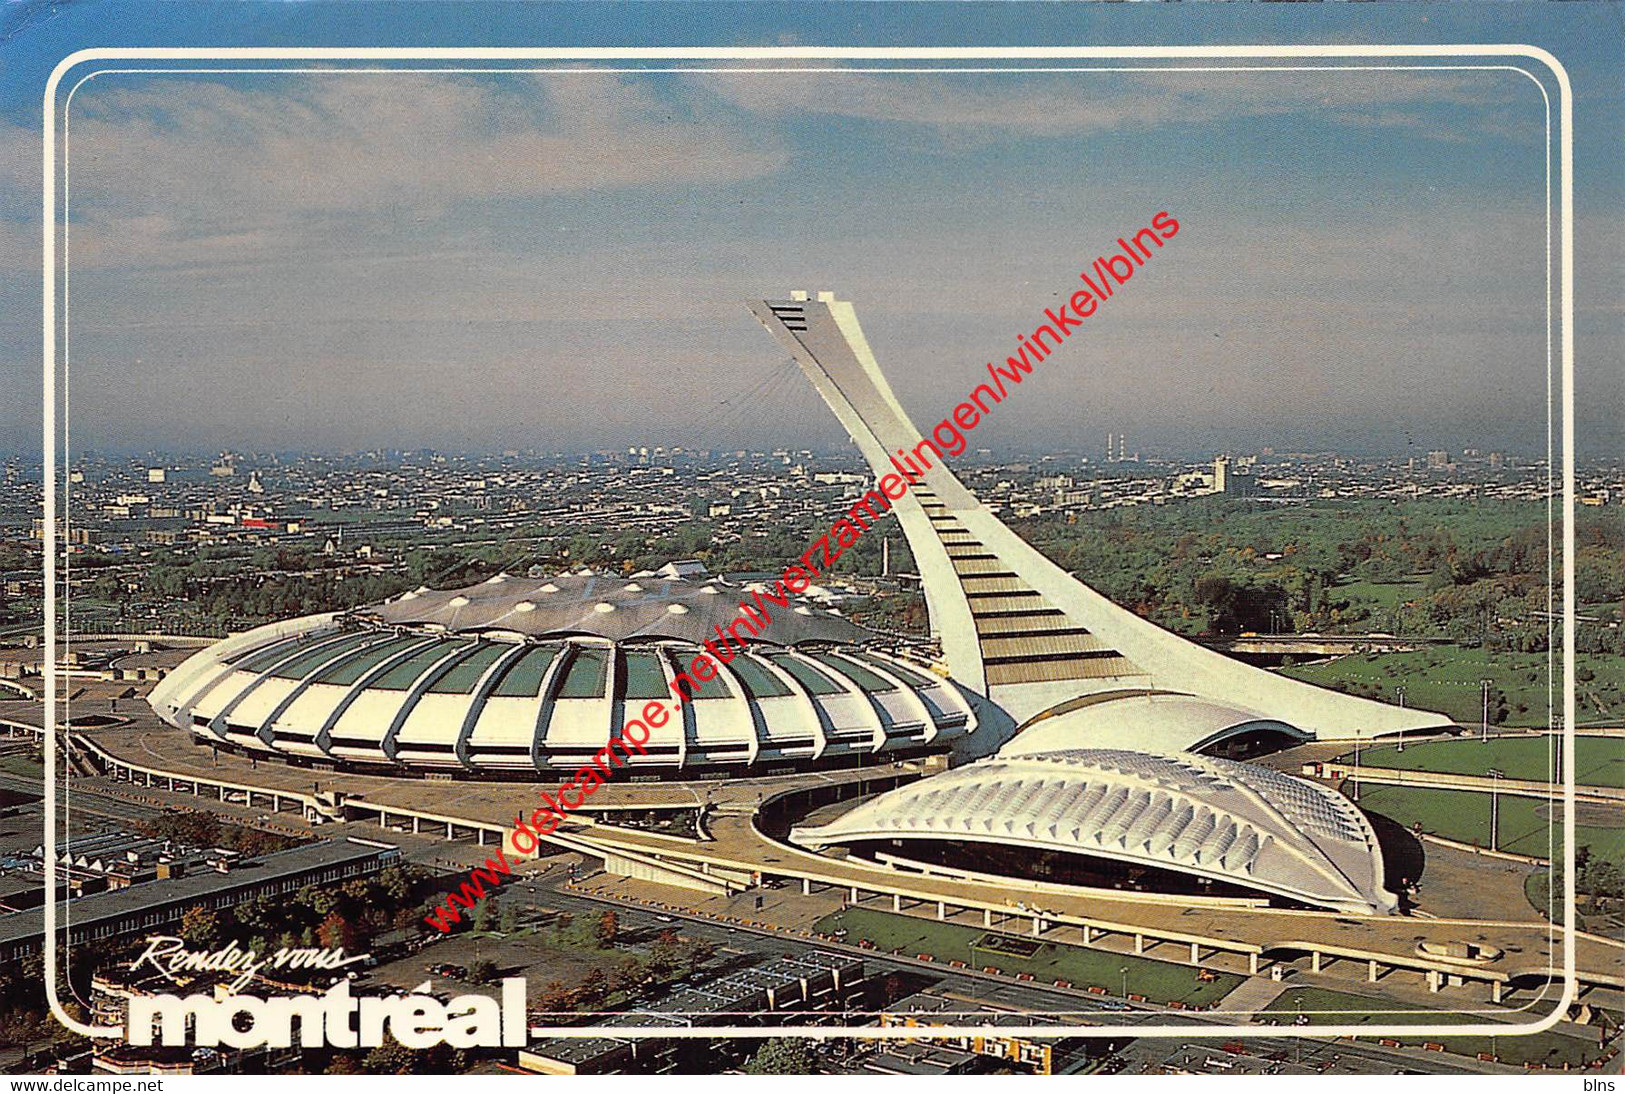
1;2;1620;459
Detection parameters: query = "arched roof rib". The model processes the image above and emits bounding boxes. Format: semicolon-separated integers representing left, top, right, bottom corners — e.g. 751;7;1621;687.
148;615;978;774
792;748;1396;915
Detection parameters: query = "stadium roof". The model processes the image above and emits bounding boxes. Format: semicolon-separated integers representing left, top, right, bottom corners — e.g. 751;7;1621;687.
792;747;1397;915
1002;691;1310;757
352;572;868;647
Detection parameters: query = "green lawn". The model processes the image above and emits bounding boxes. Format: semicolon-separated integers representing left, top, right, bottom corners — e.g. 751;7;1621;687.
1262;987;1606;1068
1280;645;1625;726
814;906;1241;1007
1345;735;1622;788
0;754;42;780
1331;578;1427;611
1348;782;1625;867
1526;869;1625;935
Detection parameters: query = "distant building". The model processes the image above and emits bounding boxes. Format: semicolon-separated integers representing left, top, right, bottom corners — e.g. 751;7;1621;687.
1212;456;1229;494
654;559;709;581
1228;472;1260;498
1426;450;1450;470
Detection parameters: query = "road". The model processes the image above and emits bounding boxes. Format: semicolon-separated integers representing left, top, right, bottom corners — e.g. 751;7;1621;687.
0;769;164;826
503;865;1507;1076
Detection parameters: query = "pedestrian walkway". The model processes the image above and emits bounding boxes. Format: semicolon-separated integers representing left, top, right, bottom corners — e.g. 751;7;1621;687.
1217;976;1292;1016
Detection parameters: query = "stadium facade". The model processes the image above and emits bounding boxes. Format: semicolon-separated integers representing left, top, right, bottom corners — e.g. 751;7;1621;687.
147;573;982;775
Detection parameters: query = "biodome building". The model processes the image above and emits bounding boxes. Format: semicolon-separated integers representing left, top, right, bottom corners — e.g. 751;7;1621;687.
147;572;981;776
792;745;1399;915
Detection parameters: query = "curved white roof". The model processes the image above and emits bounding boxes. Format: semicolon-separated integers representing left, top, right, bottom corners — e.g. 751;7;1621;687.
1002;691;1309;758
354;572;867;647
147;613;977;774
792;747;1396;915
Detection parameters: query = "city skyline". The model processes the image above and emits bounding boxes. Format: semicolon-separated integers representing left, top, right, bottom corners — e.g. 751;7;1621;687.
3;5;1621;461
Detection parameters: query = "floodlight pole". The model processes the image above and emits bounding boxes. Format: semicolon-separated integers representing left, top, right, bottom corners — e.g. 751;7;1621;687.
1480;679;1493;743
1487;768;1503;851
1352;737;1361;802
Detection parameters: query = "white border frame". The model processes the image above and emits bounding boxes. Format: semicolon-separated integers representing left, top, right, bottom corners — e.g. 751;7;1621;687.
40;45;1575;1044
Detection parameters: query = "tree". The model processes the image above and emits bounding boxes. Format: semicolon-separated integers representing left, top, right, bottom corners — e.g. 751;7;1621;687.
178;905;221;949
649;929;681;978
577;967;608;1006
609;958;645;998
1425;558;1457;593
472;896;497;933
466;958;498;985
595;910;620;948
362;1040;416;1074
684;937;715;976
743;1039;817;1075
317;911;356;951
361;1037;467;1074
309;885;343;918
376;866;413;905
232;894;274;935
537;979;574;1015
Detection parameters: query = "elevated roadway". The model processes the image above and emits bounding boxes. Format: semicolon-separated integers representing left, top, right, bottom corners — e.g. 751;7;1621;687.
553;780;1625;1003
19;696;1625;1008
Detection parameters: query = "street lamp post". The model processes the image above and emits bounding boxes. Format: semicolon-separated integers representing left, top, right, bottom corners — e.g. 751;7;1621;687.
1120;966;1129;999
1480;679;1493;743
1487;767;1504;851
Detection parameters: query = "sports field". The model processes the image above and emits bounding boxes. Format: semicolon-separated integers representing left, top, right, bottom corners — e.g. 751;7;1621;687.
1347;783;1625;866
1261;988;1607;1068
1345;735;1622;788
1280;645;1625;726
814;907;1241;1007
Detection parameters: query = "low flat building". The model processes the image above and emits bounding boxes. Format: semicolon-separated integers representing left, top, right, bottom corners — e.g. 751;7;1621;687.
519;953;865;1075
0;837;399;965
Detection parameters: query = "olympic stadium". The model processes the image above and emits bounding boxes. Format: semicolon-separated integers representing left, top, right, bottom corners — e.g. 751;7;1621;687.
141;292;1461;917
146;572;982;775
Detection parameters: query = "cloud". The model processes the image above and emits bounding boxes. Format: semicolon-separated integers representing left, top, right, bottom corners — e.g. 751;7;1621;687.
696;67;1545;144
0;71;787;268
